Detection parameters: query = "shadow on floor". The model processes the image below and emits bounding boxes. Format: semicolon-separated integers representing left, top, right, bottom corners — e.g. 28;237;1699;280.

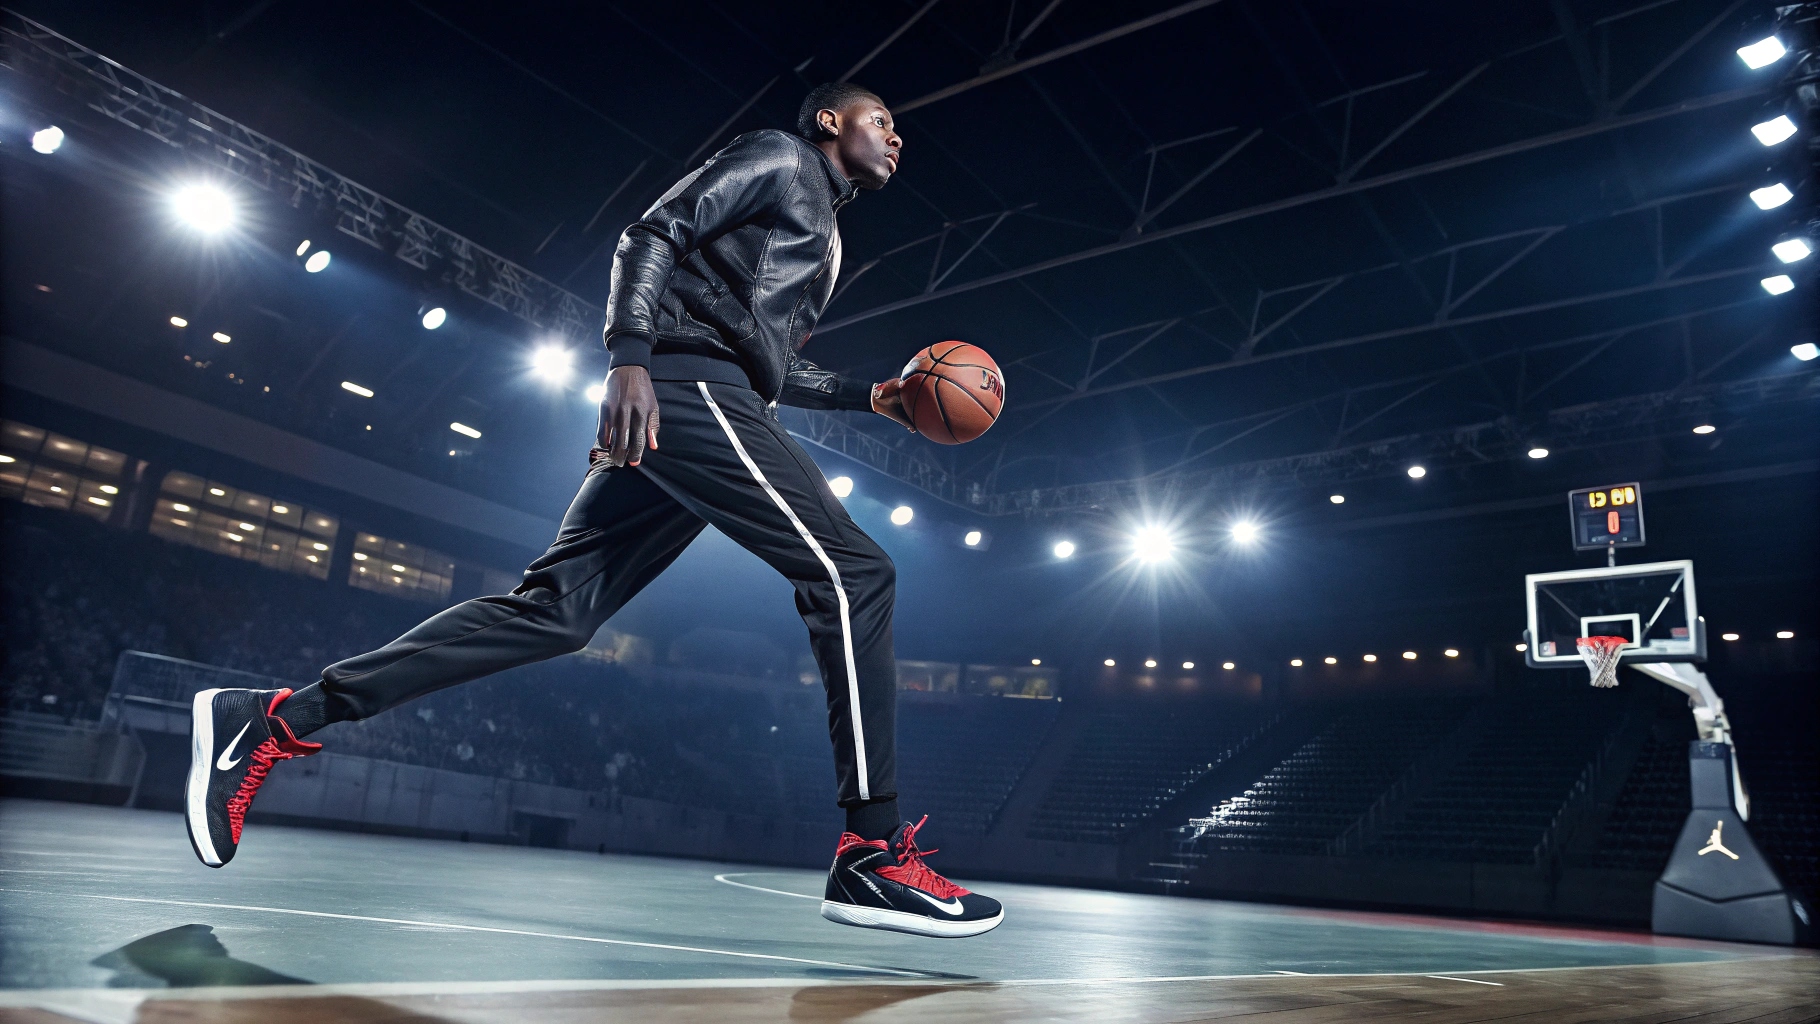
91;925;307;988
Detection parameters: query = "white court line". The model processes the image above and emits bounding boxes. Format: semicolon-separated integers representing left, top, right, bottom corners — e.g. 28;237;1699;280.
0;888;929;978
714;872;820;900
1271;970;1309;975
1427;975;1505;986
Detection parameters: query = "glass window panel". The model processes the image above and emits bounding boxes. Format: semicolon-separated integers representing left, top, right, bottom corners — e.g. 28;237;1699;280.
235;492;270;517
0;460;28;498
39;433;88;466
304;513;338;538
23;466;77;509
161;471;205;499
202;482;236;509
2;421;46;454
268;501;303;529
85;446;127;476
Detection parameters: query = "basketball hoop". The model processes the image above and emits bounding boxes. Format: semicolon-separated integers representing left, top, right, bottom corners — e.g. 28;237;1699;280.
1575;635;1628;688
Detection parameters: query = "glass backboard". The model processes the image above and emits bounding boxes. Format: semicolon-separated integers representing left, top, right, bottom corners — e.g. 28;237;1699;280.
1525;559;1703;667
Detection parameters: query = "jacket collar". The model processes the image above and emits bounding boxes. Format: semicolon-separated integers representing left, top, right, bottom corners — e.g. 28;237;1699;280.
799;135;859;209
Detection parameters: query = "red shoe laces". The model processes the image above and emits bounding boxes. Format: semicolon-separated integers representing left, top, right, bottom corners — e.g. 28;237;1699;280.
877;815;968;899
225;739;294;844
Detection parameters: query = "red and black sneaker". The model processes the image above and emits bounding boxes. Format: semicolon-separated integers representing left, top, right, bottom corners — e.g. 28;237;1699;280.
821;815;1003;937
184;688;320;867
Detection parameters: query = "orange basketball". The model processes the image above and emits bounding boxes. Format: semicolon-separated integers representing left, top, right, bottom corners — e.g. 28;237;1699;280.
898;341;1004;445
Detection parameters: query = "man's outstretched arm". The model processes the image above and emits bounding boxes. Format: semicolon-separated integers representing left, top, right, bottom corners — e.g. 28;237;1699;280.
779;353;915;431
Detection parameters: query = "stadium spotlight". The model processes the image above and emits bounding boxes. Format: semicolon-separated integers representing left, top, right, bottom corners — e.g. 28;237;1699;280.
1402;651;1417;660
1515;643;1528;652
304;249;331;273
1230;520;1260;544
172;183;237;234
1052;539;1076;559
31;126;64;153
829;475;854;498
1222;661;1236;671
1722;632;1741;641
1290;658;1303;667
1131;524;1175;563
1693;424;1717;434
1329;494;1344;504
1750;183;1794;209
450;422;481;439
1144;659;1157;669
1406;465;1427;479
1103;658;1116;667
1752;114;1798;147
169;316;188;328
1527;447;1549;459
1772;238;1812;263
212;332;232;344
296;240;312;257
585;380;607;402
1363;653;1378;663
1737;36;1787;69
1444;648;1460;658
1777;630;1795;639
890;505;914;525
1182;661;1194;670
1761;274;1795;295
340;381;374;398
1324;656;1338;665
1791;342;1819;361
963;530;982;546
1031;659;1042;666
421;306;448;330
530;345;574;384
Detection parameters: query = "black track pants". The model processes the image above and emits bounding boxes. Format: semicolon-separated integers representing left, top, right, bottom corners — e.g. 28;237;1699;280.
318;381;898;807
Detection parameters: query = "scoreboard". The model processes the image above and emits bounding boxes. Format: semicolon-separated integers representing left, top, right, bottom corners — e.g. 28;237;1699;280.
1568;482;1646;551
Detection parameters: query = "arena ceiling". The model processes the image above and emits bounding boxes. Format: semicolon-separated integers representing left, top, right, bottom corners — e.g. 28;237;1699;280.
3;0;1815;529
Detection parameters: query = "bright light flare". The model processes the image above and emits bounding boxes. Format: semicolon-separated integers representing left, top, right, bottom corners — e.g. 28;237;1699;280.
585;381;607;402
421;306;448;329
450;422;481;439
1792;343;1818;361
169;316;188;328
1692;424;1716;434
1772;238;1812;263
1527;447;1549;459
1290;658;1303;667
212;332;231;344
1053;540;1076;559
1230;520;1259;544
1751;183;1793;209
1324;656;1338;665
1776;630;1795;639
1722;632;1740;641
1407;465;1427;479
1402;651;1418;660
1131;525;1174;563
31;126;64;154
829;476;854;498
304;250;331;273
1737;36;1787;69
1363;654;1378;663
1329;494;1345;504
172;183;237;234
530;345;574;384
341;381;374;398
1182;661;1194;670
890;505;914;525
1761;274;1795;295
1752;114;1798;146
963;530;982;546
1444;648;1460;658
1144;659;1158;669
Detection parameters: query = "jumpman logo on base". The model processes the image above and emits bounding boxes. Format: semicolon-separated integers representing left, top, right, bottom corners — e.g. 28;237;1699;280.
1697;820;1739;860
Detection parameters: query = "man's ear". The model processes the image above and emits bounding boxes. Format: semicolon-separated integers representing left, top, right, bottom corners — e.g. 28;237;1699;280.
817;107;840;137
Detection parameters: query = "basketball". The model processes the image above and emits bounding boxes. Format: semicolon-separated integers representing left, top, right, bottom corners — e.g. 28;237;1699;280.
898;341;1004;445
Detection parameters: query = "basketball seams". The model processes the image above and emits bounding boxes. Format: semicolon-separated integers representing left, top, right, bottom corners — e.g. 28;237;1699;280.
930;376;958;443
899;341;1002;443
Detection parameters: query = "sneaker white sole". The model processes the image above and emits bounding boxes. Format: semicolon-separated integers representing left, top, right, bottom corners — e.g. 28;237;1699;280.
820;900;1003;938
185;688;224;867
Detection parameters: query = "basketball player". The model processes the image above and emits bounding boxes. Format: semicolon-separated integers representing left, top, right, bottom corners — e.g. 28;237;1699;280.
182;83;1004;938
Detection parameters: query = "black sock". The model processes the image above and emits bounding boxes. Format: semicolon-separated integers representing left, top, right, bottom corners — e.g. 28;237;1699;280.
845;799;900;842
273;683;347;738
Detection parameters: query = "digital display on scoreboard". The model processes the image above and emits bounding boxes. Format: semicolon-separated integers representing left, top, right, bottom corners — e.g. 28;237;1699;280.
1568;482;1646;551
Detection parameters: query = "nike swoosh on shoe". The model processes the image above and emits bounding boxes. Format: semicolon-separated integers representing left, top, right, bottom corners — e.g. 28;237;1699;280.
216;721;252;771
910;889;965;916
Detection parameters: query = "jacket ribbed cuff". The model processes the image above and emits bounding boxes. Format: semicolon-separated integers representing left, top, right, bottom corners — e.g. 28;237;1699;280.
605;331;653;370
835;376;877;412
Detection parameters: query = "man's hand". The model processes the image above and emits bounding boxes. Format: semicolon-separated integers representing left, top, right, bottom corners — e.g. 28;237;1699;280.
597;366;660;467
871;378;915;432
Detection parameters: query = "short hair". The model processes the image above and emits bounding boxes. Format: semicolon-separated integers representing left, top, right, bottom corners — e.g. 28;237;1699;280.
795;82;882;141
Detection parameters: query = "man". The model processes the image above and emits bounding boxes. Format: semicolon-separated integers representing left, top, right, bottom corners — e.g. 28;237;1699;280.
182;83;1003;939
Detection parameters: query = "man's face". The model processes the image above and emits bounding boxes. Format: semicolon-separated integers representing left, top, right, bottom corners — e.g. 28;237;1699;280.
824;100;900;190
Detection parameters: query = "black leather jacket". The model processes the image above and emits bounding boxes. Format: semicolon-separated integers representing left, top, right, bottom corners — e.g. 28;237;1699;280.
603;129;873;412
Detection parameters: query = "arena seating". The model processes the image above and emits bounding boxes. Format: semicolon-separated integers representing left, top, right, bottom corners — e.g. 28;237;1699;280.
1365;683;1626;863
1186;698;1474;854
1582;712;1695;873
1026;701;1271;844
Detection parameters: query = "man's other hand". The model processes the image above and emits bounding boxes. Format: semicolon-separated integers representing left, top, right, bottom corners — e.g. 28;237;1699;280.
597;366;660;467
871;378;915;432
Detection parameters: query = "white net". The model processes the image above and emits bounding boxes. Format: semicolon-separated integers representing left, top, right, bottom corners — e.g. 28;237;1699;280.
1575;635;1628;688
